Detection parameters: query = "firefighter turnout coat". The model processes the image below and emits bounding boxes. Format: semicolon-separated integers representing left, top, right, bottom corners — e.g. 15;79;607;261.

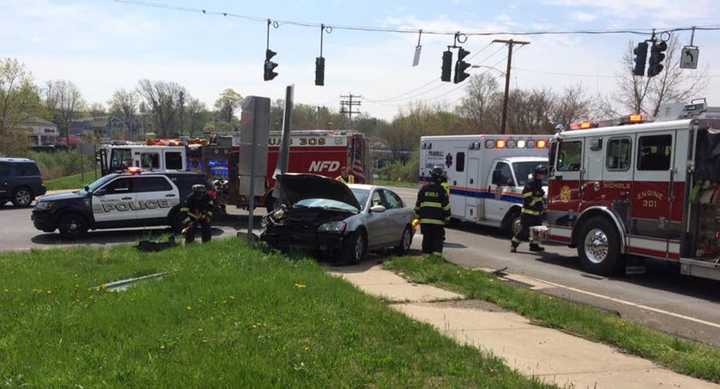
415;182;451;225
521;179;545;217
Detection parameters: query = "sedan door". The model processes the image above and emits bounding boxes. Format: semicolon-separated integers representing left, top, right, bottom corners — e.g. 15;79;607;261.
364;189;391;248
380;189;410;245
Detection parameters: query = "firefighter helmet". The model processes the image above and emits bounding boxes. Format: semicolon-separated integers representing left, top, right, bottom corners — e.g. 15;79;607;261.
534;165;547;176
430;166;445;181
192;184;207;193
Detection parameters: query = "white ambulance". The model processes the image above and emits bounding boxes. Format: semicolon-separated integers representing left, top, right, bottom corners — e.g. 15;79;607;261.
419;134;550;234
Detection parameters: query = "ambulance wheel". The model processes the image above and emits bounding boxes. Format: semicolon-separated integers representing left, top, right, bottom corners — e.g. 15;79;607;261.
577;217;623;276
58;213;88;239
501;208;521;237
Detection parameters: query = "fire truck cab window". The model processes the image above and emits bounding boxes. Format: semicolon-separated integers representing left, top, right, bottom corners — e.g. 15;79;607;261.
606;138;632;171
140;152;160;169
556;141;582;172
110;149;132;170
456;152;465;172
637;135;672;171
165;152;183;170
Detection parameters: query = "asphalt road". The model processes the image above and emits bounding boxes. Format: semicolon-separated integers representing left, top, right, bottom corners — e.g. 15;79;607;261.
2;188;720;347
389;185;720;347
0;203;242;251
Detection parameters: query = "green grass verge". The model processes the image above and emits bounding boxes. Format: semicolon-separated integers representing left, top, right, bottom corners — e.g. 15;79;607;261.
374;179;418;188
384;255;720;383
0;240;550;388
45;171;97;191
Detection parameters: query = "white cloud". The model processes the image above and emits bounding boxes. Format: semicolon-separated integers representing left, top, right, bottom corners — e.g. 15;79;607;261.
571;11;597;22
546;0;717;23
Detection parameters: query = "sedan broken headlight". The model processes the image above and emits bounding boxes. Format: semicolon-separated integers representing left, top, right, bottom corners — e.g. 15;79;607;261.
318;221;347;233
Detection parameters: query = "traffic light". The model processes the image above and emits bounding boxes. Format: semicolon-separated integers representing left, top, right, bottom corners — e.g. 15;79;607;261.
315;56;325;86
647;40;668;78
632;42;648;76
264;49;278;81
441;50;452;82
454;47;471;84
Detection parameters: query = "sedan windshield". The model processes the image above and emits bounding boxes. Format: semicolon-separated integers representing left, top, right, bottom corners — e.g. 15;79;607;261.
294;198;358;213
351;188;370;208
84;174;117;193
513;162;548;186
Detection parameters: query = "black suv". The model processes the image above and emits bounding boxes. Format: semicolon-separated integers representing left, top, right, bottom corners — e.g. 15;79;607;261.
32;171;211;238
0;158;46;208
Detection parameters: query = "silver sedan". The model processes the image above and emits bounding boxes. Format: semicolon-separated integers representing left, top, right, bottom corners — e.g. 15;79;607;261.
261;174;415;264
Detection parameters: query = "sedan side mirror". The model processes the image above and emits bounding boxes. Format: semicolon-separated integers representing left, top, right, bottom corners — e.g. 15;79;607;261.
370;205;386;213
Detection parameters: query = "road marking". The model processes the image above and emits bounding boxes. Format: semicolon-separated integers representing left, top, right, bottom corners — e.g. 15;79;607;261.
519;273;720;330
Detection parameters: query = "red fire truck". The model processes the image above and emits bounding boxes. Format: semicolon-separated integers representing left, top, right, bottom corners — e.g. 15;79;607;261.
98;130;371;210
223;130;370;209
535;103;720;281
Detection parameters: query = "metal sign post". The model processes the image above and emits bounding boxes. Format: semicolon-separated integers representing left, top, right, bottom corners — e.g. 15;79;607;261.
237;96;271;239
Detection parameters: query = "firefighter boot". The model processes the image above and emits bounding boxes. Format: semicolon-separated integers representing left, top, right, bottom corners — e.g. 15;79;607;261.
510;236;519;253
529;242;545;252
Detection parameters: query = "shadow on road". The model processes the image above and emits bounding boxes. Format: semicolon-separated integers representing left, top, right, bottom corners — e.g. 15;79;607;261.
446;219;720;303
31;227;227;246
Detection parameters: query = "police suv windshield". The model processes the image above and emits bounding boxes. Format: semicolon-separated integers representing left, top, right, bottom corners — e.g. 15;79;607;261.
513;162;548;187
84;174;118;193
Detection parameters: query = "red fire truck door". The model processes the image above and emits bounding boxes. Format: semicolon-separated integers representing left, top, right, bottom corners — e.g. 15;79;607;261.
629;131;676;256
550;139;584;216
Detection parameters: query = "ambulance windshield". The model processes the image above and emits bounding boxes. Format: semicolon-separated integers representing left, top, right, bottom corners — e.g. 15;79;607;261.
513;162;548;187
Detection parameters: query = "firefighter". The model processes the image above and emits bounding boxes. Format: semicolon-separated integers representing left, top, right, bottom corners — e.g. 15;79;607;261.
511;165;547;253
180;184;214;244
335;166;355;184
415;166;451;254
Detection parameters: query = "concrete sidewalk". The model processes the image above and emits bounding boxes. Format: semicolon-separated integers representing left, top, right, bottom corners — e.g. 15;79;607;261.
330;263;718;389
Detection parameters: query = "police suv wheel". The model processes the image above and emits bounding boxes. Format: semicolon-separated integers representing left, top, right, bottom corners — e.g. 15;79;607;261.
577;217;623;276
58;213;88;239
12;188;33;208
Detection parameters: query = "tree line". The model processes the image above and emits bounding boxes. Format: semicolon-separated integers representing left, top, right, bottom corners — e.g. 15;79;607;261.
0;36;706;157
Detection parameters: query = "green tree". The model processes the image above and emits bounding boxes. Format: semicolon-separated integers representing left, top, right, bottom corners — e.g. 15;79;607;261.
0;58;40;154
44;80;85;144
214;88;243;125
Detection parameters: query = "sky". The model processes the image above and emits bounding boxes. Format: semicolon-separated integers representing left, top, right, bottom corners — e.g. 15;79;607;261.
1;0;719;120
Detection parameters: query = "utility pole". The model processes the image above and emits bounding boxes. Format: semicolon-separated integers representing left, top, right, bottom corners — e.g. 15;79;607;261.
492;39;529;135
340;93;362;129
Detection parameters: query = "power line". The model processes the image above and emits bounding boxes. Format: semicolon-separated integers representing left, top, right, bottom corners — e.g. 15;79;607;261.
113;0;720;37
365;45;506;104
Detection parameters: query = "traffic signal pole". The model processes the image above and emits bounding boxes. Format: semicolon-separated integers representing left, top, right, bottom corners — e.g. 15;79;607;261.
492;39;529;135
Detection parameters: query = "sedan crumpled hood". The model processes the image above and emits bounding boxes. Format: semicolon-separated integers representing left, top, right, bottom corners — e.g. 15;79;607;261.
276;173;361;210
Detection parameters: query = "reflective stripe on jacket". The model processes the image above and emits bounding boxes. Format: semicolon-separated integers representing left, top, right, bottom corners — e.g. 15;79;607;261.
415;182;451;225
336;175;355;184
521;179;545;216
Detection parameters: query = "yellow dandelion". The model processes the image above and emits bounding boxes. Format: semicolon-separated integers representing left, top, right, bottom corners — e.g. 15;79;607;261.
294;283;306;288
186;306;192;311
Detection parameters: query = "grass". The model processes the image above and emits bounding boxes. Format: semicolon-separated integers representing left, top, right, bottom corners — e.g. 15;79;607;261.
374;179;418;188
384;255;720;384
45;170;97;191
0;239;550;388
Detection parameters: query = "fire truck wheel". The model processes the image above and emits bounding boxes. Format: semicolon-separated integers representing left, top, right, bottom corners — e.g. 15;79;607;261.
577;217;623;276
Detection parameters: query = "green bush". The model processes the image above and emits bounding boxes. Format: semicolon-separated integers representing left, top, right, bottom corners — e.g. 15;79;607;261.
28;151;90;180
377;150;418;183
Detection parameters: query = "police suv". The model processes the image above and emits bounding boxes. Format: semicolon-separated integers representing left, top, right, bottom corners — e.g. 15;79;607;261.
32;171;210;238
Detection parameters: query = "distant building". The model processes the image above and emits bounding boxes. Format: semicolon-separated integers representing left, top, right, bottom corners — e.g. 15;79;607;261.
19;118;58;147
